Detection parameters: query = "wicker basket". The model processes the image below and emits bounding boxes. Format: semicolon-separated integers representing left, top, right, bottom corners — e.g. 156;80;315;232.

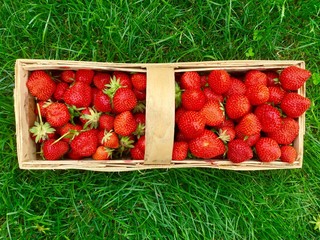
14;59;306;171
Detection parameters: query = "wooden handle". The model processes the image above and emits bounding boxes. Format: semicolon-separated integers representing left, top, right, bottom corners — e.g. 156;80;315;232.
144;66;175;165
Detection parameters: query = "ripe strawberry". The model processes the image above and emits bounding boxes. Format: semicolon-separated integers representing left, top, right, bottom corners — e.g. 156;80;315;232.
203;87;224;103
113;88;137;113
207;70;231;94
246;84;269;105
67;149;83;160
267;86;285;105
53;82;69;101
80;107;101;129
172;141;188;160
27;70;56;101
131;73;147;91
130;145;145;160
136;135;146;151
189;130;226;159
243;133;260;147
93;90;112;112
280;145;297;163
175;107;186;124
264;70;279;87
63;81;92;108
98;130;119;148
35;100;50;118
98;114;114;131
224;77;247;97
200;75;208;87
57;123;82;143
218;126;236;143
244;70;267;87
177;111;206;139
225;94;251;119
113;71;132;89
180;71;201;90
114;111;137;136
279;66;311;90
227;139;253;163
255;137;281;162
254;104;281;133
93;72;111;90
46;102;70;128
175;131;189;142
70;129;98;157
61;70;75;83
181;89;206;111
200;100;225;127
75;69;94;85
216;119;235;129
133;88;146;101
42;139;69;160
280;93;311;118
134;113;146;125
92;146;113;160
235;113;261;137
267;117;299;145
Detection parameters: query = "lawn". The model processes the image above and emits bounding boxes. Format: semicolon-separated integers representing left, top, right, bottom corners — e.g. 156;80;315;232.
1;0;320;239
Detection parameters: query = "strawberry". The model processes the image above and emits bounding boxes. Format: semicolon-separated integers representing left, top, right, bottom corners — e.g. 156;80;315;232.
114;111;137;136
280;93;311;118
224;77;247;97
177;111;206;139
113;71;132;89
134;113;146;125
98;114;114;131
175;131;189;142
93;72;111;90
235;113;261;137
203;87;224;103
80;107;101;129
75;69;94;85
35;100;50;118
63;81;92;108
189;130;226;159
216;119;235;129
130;145;145;160
200;100;225;127
131;73;147;91
180;71;201;90
267;117;299;145
200;75;208;87
92;146;113;160
172;141;188;160
264;71;279;87
280;145;297;163
255;137;281;162
113;88;137;113
175;107;186;124
227;139;253;163
29;119;56;144
246;84;269;105
61;70;75;83
267;86;285;105
70;129;98;157
181;89;206;111
53;82;69;101
218;126;236;143
244;70;267;87
67;149;83;160
57;123;82;143
42;139;69;160
254;104;281;133
279;66;311;90
46;102;70;128
243;133;260;147
98;130;119;148
27;70;56;101
93;90;112;112
207;70;231;94
133;88;146;101
136;135;146;151
225;94;251;119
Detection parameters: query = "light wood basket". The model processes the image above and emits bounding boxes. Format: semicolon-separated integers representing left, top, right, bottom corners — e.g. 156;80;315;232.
14;59;306;171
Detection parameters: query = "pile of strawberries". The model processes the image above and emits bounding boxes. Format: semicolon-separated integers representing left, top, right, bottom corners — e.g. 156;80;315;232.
27;69;147;160
174;66;311;163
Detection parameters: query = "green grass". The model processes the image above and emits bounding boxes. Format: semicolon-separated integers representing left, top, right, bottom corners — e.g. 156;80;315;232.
1;0;320;239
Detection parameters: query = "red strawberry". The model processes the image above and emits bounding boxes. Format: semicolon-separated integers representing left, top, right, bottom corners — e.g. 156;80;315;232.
181;89;206;111
244;70;267;87
189;130;226;159
27;70;56;101
80;107;101;129
280;93;311;118
53;82;69;101
130;145;145;160
218;126;236;143
207;70;231;94
225;77;247;97
246;84;269;105
92;146;113;160
203;87;224;103
280;145;297;163
243;133;260;147
70;129;99;157
216;119;235;129
46;102;70;128
200;100;224;127
133;88;146;101
98;114;114;131
114;111;137;136
93;90;112;112
67;149;83;160
177;111;206;139
235;113;261;137
267;117;299;145
131;73;147;91
57;123;82;143
267;86;285;105
254;104;281;133
200;75;208;87
93;72;111;90
175;107;186;124
63;82;92;108
172;141;188;160
134;113;146;125
175;131;189;142
98;130;119;148
113;71;132;89
42;139;69;160
255;137;281;162
60;70;75;83
35;100;50;118
75;69;94;85
136;135;146;151
180;71;201;90
225;94;251;119
113;88;137;113
279;66;311;90
264;71;279;86
227;139;253;163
